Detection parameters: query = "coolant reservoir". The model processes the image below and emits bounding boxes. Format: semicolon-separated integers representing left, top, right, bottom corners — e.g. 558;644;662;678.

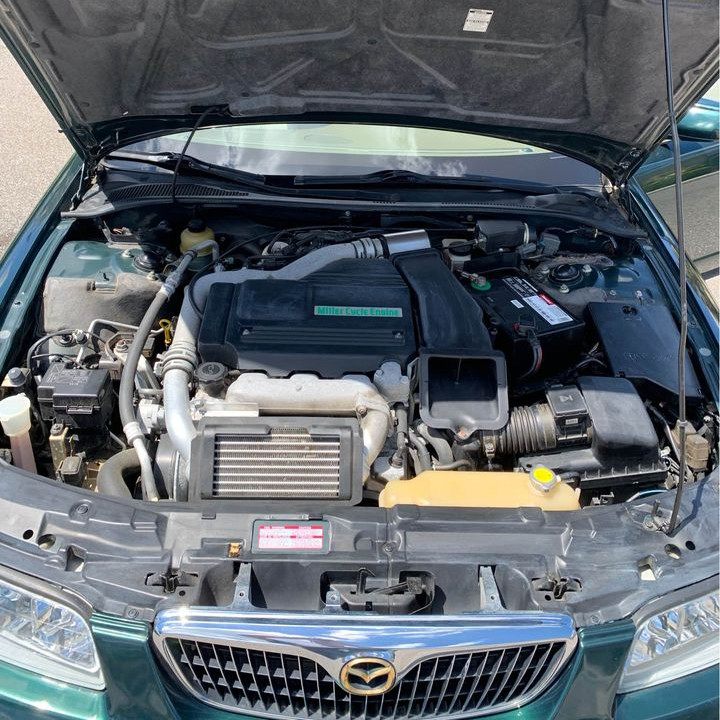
379;469;580;511
180;219;215;255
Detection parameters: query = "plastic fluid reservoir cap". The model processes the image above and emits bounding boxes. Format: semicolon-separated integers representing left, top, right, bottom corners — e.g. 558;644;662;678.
0;393;32;437
186;219;207;233
471;276;491;291
529;465;558;493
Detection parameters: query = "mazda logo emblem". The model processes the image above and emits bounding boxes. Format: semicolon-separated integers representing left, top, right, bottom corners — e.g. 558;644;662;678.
339;657;397;696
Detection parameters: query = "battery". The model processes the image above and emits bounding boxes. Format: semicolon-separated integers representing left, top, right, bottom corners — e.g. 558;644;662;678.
472;274;584;378
37;364;113;429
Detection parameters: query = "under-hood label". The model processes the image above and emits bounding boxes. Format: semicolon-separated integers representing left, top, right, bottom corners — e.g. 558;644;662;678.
503;276;574;326
314;305;403;318
463;8;494;32
253;521;329;553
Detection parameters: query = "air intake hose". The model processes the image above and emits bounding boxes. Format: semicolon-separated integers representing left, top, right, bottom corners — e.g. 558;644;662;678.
481;403;558;456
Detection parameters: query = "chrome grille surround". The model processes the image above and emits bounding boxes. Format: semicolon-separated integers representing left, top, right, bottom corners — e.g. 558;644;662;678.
153;610;577;719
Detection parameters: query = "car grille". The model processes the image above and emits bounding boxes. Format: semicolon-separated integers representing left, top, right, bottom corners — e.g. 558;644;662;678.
165;638;568;719
212;428;342;498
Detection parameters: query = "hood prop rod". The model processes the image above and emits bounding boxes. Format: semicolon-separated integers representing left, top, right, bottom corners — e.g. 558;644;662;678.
661;0;689;536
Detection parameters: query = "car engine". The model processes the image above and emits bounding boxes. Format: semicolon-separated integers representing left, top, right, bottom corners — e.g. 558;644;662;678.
7;210;714;509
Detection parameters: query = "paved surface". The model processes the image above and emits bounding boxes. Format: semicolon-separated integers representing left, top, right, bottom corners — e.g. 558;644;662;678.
650;174;720;301
0;42;71;251
0;40;717;301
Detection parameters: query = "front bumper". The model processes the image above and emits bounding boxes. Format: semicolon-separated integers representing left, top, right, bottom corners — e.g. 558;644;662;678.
0;613;715;720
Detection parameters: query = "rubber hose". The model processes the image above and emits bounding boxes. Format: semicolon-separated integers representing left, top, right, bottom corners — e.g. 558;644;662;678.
409;431;432;472
434;459;472;471
118;292;168;501
417;422;454;466
118;293;166;429
482;403;557;456
97;449;138;499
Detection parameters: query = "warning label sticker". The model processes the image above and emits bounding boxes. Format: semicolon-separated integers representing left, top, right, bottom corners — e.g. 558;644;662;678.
503;276;574;326
463;8;494;32
253;522;329;552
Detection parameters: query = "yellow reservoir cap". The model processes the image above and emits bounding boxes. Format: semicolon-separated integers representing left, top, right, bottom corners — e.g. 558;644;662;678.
379;471;580;511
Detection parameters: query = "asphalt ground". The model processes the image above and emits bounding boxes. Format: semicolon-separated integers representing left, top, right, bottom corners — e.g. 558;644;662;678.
1;41;717;301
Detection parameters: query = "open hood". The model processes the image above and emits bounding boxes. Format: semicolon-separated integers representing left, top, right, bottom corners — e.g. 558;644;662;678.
1;0;717;183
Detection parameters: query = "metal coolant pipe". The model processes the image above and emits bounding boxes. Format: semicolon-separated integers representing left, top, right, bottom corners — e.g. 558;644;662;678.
226;373;392;481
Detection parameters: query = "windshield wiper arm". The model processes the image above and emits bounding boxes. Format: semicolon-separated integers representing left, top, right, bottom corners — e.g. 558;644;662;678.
103;151;267;187
293;168;561;194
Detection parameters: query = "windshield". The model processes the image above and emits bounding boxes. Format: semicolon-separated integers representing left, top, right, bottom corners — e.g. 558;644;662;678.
123;123;602;187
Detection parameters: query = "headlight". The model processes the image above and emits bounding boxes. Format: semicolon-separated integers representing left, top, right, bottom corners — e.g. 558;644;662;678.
0;575;104;689
618;588;719;693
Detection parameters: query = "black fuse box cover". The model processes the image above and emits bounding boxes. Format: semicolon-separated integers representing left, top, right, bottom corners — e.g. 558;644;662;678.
37;364;113;429
198;259;416;377
472;274;584;377
587;302;703;400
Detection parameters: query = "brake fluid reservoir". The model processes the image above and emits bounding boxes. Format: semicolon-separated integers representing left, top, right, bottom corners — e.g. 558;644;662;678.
180;219;215;255
379;470;580;510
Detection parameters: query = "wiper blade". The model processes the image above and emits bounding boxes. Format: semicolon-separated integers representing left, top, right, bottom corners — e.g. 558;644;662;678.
103;151;267;187
293;168;560;194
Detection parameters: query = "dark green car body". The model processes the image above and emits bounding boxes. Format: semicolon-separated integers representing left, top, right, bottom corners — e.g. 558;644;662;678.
0;613;713;720
0;1;718;718
0;154;715;720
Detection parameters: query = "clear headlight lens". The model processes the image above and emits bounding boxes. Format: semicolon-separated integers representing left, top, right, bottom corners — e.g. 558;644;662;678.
618;589;719;693
0;576;104;689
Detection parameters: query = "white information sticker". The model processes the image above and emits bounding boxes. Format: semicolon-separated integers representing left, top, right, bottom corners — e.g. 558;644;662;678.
463;9;494;32
523;294;574;326
503;276;575;326
256;524;326;551
510;299;524;309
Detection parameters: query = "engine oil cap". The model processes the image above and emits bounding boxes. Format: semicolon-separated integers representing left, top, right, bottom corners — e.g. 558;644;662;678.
529;465;558;493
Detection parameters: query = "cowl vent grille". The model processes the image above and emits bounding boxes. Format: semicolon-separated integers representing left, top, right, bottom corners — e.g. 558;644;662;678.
107;183;248;202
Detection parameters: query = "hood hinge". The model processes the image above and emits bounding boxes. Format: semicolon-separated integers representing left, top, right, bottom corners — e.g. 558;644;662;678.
614;147;645;186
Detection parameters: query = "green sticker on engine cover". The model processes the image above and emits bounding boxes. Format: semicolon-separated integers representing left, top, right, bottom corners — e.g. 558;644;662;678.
314;305;403;317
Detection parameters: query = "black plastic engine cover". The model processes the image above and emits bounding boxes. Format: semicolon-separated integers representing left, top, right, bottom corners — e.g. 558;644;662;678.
198;259;416;377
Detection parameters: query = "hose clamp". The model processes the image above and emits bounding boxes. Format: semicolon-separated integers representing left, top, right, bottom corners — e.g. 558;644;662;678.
161;343;198;376
122;421;145;446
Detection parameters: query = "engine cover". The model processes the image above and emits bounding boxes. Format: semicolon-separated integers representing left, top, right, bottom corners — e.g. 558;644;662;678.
198;259;416;377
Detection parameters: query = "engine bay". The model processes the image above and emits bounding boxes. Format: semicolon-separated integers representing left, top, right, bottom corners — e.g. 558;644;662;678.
3;205;715;511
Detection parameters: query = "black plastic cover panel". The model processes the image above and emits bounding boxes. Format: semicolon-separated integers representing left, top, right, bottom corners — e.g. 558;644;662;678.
394;251;508;431
588;302;703;400
198;260;415;377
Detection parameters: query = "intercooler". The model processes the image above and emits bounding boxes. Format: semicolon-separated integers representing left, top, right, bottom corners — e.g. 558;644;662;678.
192;417;363;502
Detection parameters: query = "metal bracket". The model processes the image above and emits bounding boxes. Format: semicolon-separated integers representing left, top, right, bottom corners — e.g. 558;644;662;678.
479;566;504;612
231;563;255;610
